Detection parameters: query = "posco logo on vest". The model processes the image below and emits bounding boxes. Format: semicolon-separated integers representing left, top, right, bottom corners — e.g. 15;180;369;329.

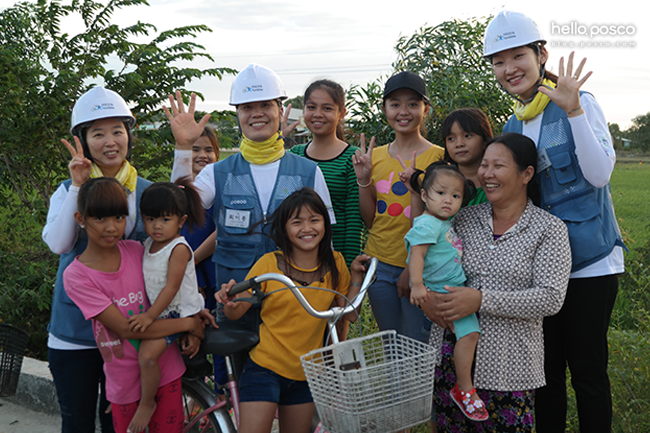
242;85;264;94
91;102;116;112
230;199;248;205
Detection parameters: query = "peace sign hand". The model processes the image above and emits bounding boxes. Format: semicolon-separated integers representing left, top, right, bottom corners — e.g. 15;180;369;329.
538;51;592;117
281;103;299;136
396;151;418;194
352;133;375;186
62;136;92;187
163;91;211;150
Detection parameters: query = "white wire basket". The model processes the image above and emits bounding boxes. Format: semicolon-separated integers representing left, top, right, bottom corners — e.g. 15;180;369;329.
301;330;436;433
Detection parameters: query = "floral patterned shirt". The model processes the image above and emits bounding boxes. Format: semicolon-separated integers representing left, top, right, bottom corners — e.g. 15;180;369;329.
452;200;571;391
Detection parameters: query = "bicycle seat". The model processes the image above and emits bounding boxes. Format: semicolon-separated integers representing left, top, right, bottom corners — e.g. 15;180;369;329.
201;323;260;356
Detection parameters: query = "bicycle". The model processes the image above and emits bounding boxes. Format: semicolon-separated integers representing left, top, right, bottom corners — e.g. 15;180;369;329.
181;257;436;433
180;257;378;433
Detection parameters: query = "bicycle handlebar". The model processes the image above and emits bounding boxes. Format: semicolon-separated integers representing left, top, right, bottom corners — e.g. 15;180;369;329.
230;278;258;296
228;257;378;321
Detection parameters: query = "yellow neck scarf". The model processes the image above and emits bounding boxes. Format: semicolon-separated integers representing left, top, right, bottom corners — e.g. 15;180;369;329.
240;132;286;165
513;79;556;121
90;160;138;193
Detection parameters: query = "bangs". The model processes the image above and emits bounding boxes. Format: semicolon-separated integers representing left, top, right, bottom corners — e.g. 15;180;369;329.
84;183;129;218
140;184;185;218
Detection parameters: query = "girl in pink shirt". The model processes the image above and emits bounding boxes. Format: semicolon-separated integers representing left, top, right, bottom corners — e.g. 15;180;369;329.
63;176;205;433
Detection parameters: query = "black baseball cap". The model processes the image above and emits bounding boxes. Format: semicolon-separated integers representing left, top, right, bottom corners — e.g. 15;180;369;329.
383;71;430;103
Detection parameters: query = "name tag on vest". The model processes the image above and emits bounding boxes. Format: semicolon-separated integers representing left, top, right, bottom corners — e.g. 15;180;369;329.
537;147;552;172
225;209;250;228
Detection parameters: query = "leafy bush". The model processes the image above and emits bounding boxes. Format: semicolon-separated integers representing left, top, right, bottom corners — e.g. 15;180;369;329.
0;198;57;360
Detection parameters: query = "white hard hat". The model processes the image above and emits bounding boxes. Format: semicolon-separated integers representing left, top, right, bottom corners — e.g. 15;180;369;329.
70;87;136;135
483;11;546;57
229;64;288;106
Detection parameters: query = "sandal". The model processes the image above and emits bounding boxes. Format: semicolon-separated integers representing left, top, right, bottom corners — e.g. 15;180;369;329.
449;384;489;422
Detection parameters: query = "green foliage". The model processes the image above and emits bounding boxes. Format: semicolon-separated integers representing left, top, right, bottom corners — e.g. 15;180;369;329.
285;95;304;110
625;112;650;151
0;0;237;359
0;187;57;360
609;330;650;432
345;80;393;146
609;123;625;150
0;0;236;220
613;245;650;334
345;16;512;148
392;18;512;141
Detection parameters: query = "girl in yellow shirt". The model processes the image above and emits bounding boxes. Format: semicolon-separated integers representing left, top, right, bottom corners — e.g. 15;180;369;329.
216;187;369;433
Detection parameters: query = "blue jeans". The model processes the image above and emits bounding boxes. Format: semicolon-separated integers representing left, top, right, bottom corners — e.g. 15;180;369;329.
48;348;114;433
367;260;431;343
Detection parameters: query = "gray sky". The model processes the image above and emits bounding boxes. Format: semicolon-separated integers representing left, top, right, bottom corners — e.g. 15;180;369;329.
2;0;646;128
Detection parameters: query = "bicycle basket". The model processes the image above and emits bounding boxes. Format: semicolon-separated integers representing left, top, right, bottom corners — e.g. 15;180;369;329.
301;330;436;433
0;324;29;397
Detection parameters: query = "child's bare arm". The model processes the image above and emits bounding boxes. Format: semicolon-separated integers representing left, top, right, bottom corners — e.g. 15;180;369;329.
408;244;430;306
194;231;216;264
215;280;252;321
141;243;192;329
339;254;370;322
95;305;205;340
128;313;155;332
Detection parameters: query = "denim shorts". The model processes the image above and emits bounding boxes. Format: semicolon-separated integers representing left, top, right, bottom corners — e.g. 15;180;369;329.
238;358;313;406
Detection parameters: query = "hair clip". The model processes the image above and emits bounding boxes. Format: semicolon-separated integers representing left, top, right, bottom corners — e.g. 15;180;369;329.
178;185;185;189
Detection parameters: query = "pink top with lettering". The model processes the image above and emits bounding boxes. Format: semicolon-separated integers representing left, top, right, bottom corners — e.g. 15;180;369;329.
63;240;185;404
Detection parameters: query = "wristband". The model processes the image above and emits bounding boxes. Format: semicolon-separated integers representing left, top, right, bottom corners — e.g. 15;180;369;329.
567;106;582;115
350;282;362;287
357;178;372;188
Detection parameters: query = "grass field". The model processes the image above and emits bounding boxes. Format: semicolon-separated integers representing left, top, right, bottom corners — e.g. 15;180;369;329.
611;162;650;259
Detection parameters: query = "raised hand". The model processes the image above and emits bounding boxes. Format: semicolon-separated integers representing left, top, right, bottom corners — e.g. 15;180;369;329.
281;103;299;135
538;51;592;117
352;133;375;186
163;91;211;150
62;136;92;187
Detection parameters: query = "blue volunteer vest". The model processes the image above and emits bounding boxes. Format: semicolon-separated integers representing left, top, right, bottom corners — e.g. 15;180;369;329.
503;100;625;272
212;152;317;287
47;177;151;346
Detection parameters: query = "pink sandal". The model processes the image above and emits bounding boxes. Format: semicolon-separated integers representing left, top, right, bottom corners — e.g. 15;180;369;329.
449;384;489;422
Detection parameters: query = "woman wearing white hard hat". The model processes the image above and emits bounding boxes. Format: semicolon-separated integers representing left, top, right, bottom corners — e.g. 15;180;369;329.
42;87;147;433
166;64;334;432
43;87;209;433
167;64;334;325
484;11;624;433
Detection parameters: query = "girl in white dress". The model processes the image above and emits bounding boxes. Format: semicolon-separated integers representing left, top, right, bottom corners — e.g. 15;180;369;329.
126;177;205;433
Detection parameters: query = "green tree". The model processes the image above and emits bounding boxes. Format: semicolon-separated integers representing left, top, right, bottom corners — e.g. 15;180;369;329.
0;0;236;358
345;16;512;147
285;95;304;110
609;123;624;150
626;112;650;151
0;0;236;218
